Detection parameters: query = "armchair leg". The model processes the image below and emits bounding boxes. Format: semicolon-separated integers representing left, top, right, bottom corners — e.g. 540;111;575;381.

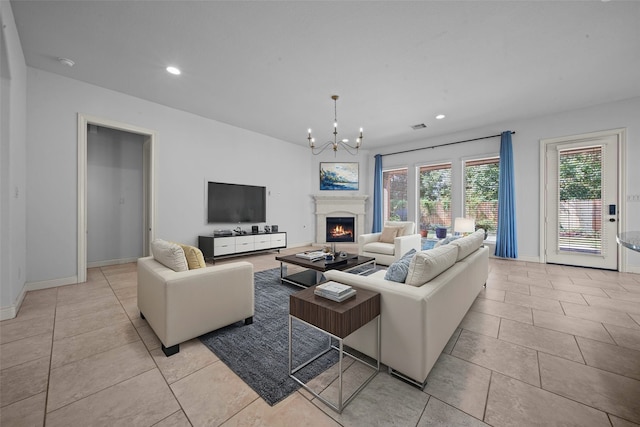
162;344;179;357
244;316;254;325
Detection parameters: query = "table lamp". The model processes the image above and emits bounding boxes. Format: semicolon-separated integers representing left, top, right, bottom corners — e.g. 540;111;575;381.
454;217;475;236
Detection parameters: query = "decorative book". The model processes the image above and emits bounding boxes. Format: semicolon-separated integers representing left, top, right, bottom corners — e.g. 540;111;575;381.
314;281;356;302
314;287;356;302
295;251;326;261
316;281;352;295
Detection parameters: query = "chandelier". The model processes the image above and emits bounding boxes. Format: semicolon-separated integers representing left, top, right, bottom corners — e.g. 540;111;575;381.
307;95;363;155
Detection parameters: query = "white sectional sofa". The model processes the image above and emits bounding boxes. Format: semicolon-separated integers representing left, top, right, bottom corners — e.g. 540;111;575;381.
325;229;489;387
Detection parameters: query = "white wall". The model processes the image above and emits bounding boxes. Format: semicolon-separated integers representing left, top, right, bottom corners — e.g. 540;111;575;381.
309;149;374;234
26;68;314;285
367;96;640;271
0;2;28;319
87;126;144;265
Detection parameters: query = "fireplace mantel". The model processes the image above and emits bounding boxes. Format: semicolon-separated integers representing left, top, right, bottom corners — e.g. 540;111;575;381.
313;195;368;245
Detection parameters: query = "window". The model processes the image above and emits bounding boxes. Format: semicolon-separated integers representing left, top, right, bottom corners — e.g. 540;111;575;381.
558;146;602;253
418;163;452;234
464;157;499;235
383;168;408;221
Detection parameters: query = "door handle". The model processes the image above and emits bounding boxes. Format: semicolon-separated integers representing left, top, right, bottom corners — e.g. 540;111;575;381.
609;218;616;222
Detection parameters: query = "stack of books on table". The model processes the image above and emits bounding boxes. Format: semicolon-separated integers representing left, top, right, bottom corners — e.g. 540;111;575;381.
314;281;356;302
295;251;326;261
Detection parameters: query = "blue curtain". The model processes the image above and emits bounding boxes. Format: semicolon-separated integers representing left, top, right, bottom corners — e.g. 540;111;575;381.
372;154;383;233
495;131;518;258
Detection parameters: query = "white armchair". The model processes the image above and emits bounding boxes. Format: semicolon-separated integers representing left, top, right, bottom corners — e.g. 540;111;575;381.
137;256;254;356
359;221;422;266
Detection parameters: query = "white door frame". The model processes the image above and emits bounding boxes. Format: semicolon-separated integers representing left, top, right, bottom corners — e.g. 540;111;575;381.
539;128;627;272
77;114;156;283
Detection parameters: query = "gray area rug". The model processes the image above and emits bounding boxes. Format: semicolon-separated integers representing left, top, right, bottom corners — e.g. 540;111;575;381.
199;268;341;406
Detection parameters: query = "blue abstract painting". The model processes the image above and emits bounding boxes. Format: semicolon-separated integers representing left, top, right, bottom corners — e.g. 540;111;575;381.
320;162;359;190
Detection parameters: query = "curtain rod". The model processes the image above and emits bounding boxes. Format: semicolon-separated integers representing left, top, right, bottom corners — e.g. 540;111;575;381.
381;131;516;157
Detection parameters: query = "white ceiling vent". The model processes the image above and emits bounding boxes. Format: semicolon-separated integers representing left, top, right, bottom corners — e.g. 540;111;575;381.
411;123;427;130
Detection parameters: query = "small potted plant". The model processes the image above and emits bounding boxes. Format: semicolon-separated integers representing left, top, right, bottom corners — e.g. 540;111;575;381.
475;220;493;240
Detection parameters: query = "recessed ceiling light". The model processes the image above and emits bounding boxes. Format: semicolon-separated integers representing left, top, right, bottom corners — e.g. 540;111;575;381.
166;66;181;75
58;57;75;67
435;114;446;120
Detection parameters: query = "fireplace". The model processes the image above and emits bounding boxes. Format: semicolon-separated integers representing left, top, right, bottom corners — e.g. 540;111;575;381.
326;217;355;243
312;194;368;246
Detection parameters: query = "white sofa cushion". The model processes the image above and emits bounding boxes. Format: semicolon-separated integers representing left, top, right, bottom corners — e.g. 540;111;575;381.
384;221;415;236
450;230;485;261
384;248;417;283
405;245;459;287
151;239;188;272
362;241;396;255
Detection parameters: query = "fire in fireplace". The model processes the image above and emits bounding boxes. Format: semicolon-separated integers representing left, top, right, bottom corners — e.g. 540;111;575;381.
326;217;355;243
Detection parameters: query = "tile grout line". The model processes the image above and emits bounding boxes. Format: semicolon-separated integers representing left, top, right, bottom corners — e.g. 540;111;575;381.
45;268;147;421
538;352;639;422
42;286;58;426
104;265;195;426
482;370;494;423
413;394;431;427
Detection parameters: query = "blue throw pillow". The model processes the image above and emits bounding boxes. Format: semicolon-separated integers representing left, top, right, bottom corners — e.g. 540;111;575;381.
384;249;417;283
435;235;461;247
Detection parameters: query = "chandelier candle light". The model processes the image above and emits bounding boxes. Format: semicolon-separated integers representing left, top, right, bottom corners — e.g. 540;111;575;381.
308;95;363;155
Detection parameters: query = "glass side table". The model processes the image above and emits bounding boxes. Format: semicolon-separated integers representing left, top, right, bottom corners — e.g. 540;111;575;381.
617;231;640;252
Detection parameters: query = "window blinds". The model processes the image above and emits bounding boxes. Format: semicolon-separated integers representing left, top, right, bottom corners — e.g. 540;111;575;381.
557;146;603;255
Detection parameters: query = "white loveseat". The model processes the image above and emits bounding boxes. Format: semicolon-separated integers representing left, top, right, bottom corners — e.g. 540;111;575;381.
358;221;422;266
325;229;488;387
137;240;254;356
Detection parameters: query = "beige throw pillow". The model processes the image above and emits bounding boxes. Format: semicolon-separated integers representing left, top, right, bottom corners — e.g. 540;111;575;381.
385;221;412;236
379;226;399;243
177;243;207;269
404;245;459;287
151;239;188;272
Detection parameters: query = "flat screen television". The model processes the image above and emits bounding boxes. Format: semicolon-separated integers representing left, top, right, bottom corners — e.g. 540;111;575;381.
207;182;266;223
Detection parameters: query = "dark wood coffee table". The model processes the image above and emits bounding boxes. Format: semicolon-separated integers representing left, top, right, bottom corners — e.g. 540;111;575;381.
275;253;376;288
289;284;380;413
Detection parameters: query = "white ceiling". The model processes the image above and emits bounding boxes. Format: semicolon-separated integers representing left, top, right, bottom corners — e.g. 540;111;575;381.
9;0;640;149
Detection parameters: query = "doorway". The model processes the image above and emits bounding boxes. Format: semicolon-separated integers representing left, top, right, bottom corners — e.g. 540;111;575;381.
77;114;155;283
541;129;625;270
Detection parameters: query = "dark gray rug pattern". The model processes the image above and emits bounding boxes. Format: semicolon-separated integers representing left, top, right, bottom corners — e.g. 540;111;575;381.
199;268;340;406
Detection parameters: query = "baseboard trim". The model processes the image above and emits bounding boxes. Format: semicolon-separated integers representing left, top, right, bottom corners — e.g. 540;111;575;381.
291;242;316;249
0;286;28;321
516;255;542;263
87;257;139;269
486;253;541;263
25;275;78;292
0;305;18;321
626;265;640;274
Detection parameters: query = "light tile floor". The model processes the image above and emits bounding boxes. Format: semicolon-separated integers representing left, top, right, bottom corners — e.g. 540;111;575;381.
2;247;640;426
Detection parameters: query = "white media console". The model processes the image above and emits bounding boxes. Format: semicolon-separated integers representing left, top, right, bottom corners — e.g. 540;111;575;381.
198;232;287;261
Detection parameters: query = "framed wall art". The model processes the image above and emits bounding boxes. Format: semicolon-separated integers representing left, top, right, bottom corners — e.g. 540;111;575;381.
320;162;359;191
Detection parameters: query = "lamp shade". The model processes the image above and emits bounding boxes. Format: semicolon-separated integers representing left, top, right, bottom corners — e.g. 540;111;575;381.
454;217;475;234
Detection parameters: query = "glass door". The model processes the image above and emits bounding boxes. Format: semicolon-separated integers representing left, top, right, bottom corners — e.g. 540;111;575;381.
544;135;618;269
